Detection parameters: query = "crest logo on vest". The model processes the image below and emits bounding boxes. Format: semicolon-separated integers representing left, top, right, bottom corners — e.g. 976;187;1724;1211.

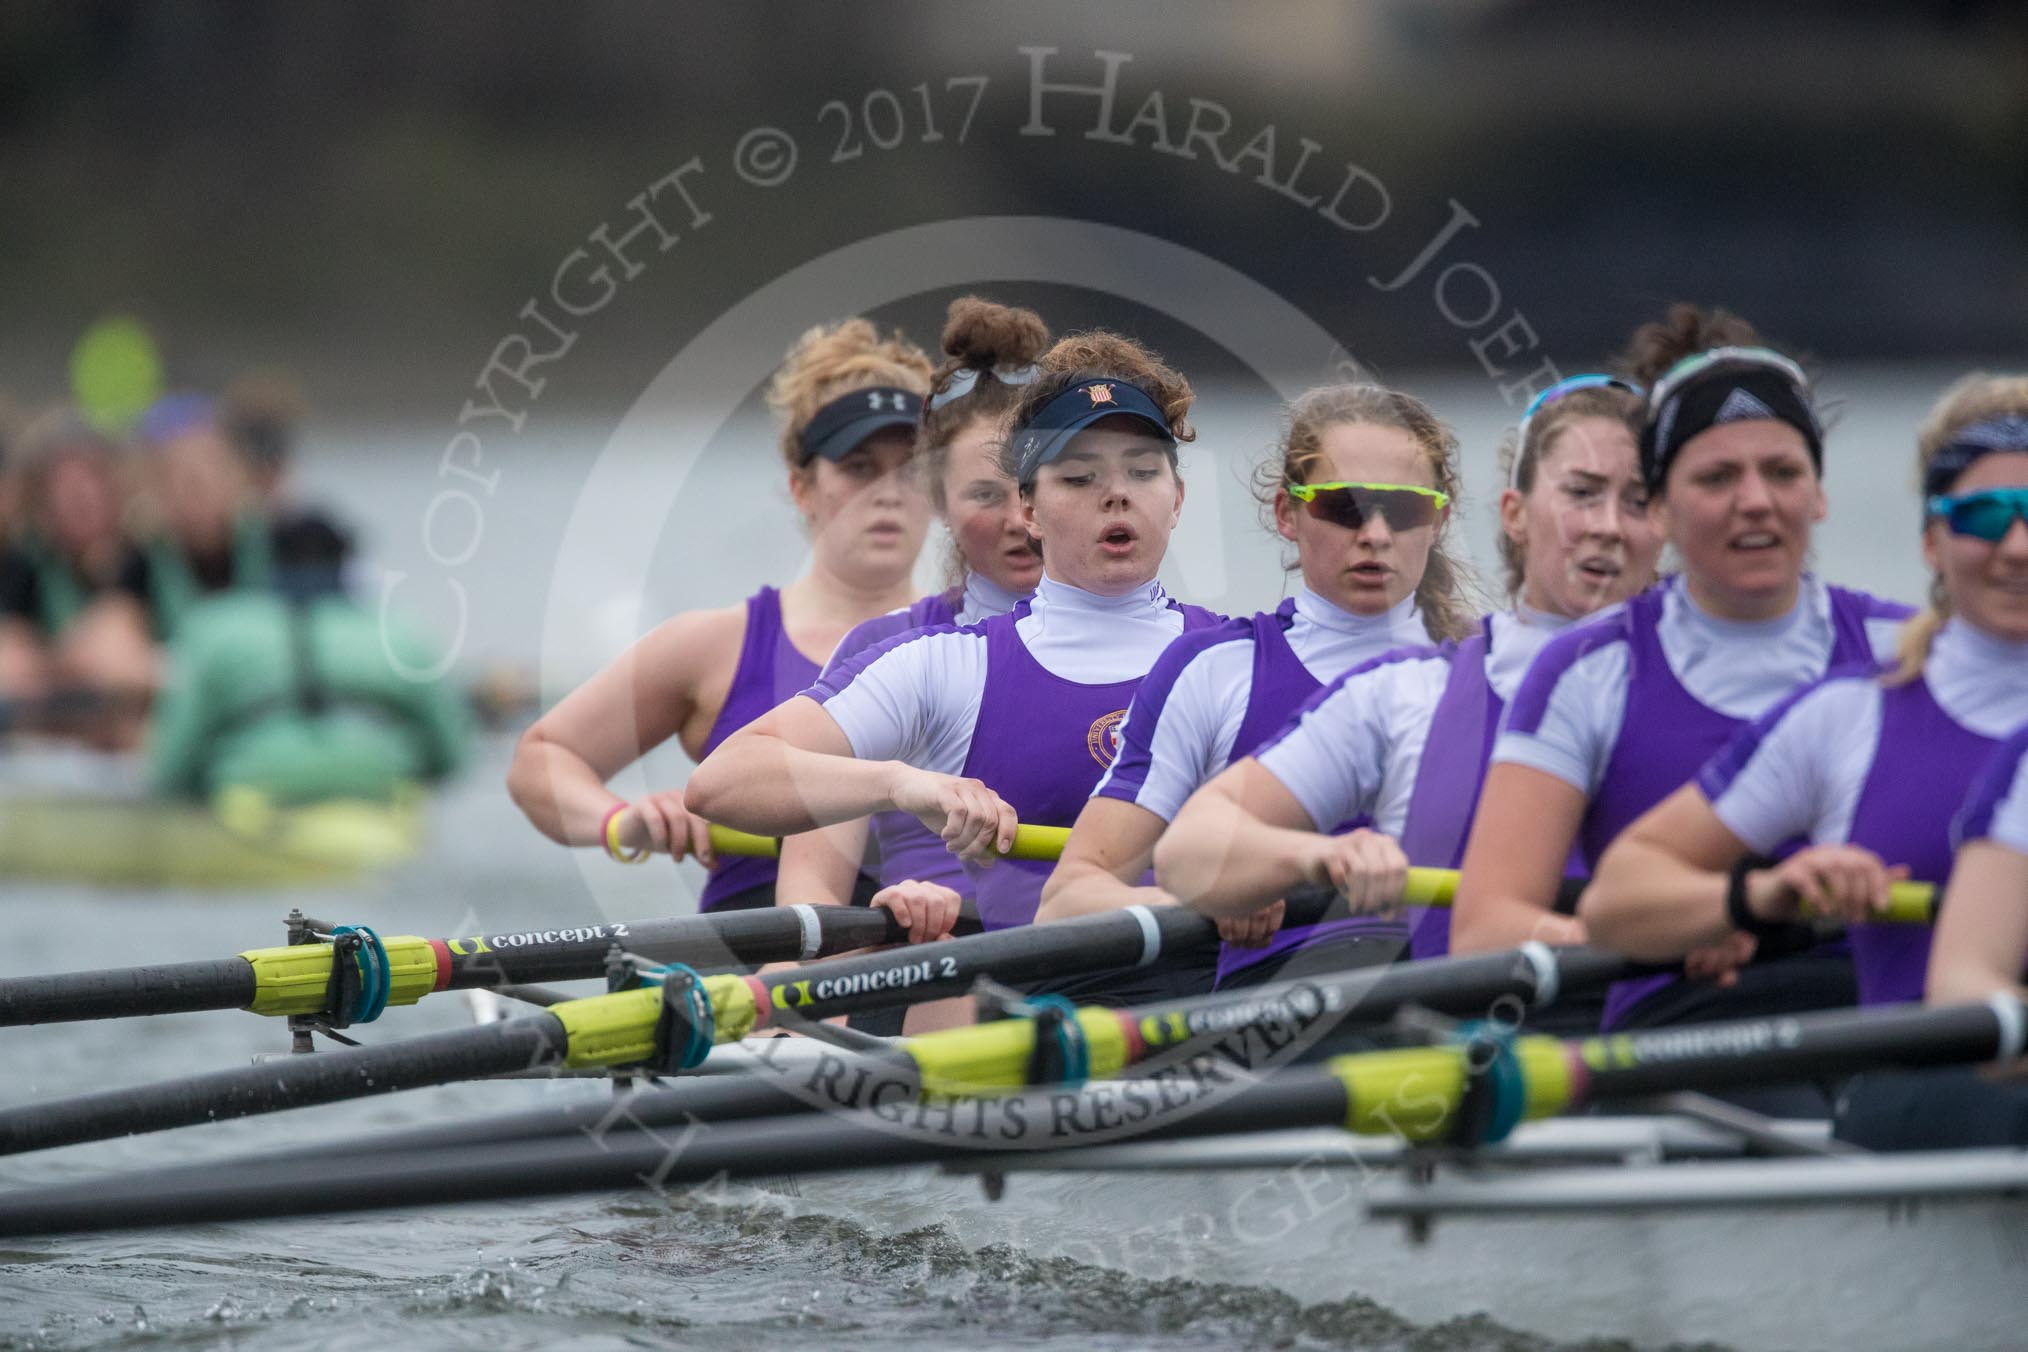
1087;709;1127;766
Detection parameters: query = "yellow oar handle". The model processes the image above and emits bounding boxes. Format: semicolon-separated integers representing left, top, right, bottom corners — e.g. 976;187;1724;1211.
705;823;1070;863
707;829;1938;922
1805;879;1935;926
1397;870;1934;922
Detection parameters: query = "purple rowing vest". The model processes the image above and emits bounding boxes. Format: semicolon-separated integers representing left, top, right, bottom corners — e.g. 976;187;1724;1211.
696;586;821;911
1398;620;1592;960
1214;601;1404;984
1398;622;1497;959
1594;584;1891;1025
854;592;968;894
1844;677;1996;1005
961;598;1219;929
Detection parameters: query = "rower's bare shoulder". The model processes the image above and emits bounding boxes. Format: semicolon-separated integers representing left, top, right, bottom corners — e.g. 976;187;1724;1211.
635;602;749;689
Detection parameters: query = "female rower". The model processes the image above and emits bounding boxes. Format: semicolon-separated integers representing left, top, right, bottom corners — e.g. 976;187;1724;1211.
1155;375;1663;988
507;319;934;911
1928;722;2028;1005
774;297;1049;939
1046;383;1472;978
686;329;1221;1002
1453;305;1909;1029
1845;722;2028;1153
1583;375;2028;1009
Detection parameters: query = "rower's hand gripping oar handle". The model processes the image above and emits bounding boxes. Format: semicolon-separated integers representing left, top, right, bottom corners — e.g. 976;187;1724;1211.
706;823;1069;863
1269;872;1932;926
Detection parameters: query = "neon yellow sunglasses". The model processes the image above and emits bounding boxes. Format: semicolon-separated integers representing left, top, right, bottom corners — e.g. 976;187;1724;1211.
1287;481;1450;531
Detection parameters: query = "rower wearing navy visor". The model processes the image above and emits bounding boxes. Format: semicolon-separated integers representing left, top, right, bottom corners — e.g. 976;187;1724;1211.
1047;383;1473;985
687;330;1222;1006
1155;373;1662;996
1453;305;1911;1032
508;319;935;912
774;298;1051;956
1582;375;2028;1010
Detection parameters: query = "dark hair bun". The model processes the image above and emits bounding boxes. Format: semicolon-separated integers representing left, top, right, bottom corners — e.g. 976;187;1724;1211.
941;297;1050;371
1613;303;1767;386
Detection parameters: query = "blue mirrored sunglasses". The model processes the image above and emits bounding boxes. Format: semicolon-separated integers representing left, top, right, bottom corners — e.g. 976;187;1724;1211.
1928;487;2028;542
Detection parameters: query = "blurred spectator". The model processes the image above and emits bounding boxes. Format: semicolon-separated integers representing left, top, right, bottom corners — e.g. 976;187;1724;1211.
0;410;156;738
147;514;469;806
128;393;273;641
222;368;309;510
0;393;26;546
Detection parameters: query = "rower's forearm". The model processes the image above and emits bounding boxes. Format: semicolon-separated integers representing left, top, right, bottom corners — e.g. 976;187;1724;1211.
1154;806;1313;919
1036;856;1160;922
506;737;620;846
1927;962;2028;1010
686;737;903;835
1450;891;1582;953
776;820;871;908
1582;840;1735;960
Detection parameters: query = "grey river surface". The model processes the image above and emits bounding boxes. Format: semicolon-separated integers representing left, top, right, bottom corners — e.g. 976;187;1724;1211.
1;366;1975;1349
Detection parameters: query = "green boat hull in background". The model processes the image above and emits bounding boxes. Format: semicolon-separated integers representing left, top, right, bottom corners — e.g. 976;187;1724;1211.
0;782;424;888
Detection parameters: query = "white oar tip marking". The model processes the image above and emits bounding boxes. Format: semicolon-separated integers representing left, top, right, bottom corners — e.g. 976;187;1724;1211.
1984;992;2027;1061
1124;905;1162;967
789;905;823;961
1518;941;1560;1008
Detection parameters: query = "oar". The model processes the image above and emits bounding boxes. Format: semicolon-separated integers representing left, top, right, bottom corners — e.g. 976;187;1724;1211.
0;901;937;1028
0;823;1070;1029
0;923;1627;1157
707;823;1070;863
0;995;2019;1238
246;943;1639;1164
0;838;1486;1029
706;826;1937;924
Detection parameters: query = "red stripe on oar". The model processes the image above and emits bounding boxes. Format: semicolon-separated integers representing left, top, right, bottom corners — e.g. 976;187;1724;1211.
1115;1009;1145;1064
745;975;773;1026
1563;1043;1592;1108
428;939;454;991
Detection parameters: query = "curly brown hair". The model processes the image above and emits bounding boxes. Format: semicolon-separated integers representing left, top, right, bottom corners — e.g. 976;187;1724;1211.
764;318;933;472
1610;303;1771;387
1251;383;1481;643
999;330;1195;487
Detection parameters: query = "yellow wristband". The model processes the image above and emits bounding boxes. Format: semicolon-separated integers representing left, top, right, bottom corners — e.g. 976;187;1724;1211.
602;802;650;864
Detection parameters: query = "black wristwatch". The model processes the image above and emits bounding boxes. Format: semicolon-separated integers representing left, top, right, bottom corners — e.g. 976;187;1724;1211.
1725;854;1795;939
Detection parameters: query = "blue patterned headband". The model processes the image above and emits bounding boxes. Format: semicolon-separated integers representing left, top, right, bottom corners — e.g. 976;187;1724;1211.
1924;415;2028;498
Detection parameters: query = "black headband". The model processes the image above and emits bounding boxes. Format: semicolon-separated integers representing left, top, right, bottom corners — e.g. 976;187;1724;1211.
1640;347;1821;490
796;386;924;465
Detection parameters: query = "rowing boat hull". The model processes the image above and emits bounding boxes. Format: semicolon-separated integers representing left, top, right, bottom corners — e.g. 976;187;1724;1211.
0;791;424;888
760;1127;2028;1351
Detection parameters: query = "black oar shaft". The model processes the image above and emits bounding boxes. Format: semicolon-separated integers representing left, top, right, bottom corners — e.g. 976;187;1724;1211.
1583;1001;2015;1100
756;905;1214;1021
432;906;903;989
0;958;256;1026
0;905;908;1027
0;1071;1352;1237
0;1017;569;1156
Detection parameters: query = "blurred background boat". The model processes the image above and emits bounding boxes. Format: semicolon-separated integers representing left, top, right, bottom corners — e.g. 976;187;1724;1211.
0;746;425;888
